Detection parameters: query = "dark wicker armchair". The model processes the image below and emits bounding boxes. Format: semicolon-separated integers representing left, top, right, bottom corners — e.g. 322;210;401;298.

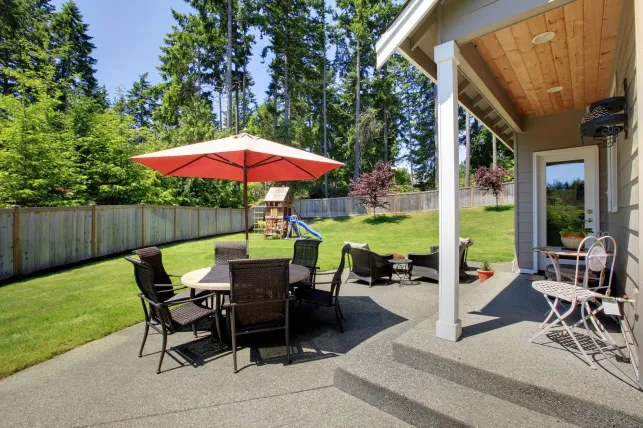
125;257;216;374
225;258;292;373
214;241;248;265
347;247;393;287
291;239;321;289
295;244;350;332
133;247;190;304
408;239;473;281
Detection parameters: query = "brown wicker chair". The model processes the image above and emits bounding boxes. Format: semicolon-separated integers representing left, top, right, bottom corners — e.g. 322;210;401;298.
125;257;216;374
294;244;350;332
225;258;292;373
347;247;393;287
291;239;321;289
214;241;248;265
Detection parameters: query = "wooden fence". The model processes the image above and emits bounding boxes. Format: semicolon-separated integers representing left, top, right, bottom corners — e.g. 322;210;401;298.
0;204;249;281
294;183;514;219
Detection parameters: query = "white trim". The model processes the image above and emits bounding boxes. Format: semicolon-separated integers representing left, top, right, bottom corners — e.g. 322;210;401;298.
375;0;439;68
607;139;619;213
532;146;600;272
518;268;535;275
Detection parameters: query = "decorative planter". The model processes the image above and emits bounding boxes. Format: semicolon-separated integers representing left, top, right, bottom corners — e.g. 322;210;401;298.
477;270;495;283
560;233;585;250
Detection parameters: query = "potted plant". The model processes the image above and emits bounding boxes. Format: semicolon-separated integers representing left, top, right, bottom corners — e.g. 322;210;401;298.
560;226;593;250
477;261;494;283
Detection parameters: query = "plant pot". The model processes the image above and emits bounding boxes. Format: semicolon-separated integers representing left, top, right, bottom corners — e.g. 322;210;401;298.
560;233;585;250
477;270;495;283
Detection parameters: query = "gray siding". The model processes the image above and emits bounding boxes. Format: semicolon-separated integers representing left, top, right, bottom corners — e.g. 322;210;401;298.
604;0;640;358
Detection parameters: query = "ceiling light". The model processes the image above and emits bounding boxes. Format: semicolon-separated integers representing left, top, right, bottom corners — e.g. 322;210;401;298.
547;86;563;93
532;32;555;44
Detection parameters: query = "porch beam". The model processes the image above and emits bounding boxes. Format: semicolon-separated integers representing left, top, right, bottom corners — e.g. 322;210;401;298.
434;40;462;342
459;93;513;151
458;43;523;132
440;0;576;45
410;12;436;51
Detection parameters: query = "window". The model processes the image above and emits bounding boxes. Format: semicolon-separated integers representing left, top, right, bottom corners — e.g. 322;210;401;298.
607;140;618;213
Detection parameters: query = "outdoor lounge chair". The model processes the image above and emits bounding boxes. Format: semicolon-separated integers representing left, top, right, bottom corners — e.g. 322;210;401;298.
291;239;321;289
295;244;350;332
214;241;248;265
125;257;216;374
133;246;209;305
225;258;292;373
347;247;393;287
408;238;474;281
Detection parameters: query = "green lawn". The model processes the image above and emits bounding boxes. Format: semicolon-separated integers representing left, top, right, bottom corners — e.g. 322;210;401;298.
0;205;514;378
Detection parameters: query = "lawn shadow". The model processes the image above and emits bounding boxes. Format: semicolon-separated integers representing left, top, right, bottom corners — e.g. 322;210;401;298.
363;214;410;225
329;216;351;222
483;205;513;212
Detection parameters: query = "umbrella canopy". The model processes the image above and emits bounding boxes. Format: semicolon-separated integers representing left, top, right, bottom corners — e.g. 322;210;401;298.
131;133;344;241
132;133;343;182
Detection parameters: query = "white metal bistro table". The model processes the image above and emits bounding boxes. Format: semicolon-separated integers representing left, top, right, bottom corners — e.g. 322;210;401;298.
181;264;310;342
533;246;613;282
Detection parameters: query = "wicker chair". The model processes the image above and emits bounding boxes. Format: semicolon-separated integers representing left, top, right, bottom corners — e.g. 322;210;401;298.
408;239;474;281
125;257;216;374
291;239;321;289
294;244;350;332
225;258;292;373
347;247;393;287
133;246;194;304
214;241;248;265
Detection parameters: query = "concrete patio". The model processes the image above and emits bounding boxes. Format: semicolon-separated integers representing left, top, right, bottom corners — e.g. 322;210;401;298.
1;265;641;427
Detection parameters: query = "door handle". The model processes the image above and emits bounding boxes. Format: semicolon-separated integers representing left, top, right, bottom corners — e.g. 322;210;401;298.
586;218;593;223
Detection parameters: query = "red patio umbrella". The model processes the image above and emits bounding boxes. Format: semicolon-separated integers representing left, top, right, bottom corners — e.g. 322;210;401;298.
131;132;343;241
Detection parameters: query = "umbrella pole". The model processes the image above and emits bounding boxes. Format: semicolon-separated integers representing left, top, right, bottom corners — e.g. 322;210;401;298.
243;152;249;253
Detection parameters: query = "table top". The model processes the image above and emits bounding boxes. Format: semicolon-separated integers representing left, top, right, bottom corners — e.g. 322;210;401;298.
534;246;614;257
389;258;412;264
181;264;310;291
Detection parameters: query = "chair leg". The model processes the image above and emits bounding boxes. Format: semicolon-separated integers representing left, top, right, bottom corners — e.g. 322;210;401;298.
192;322;197;338
231;307;238;373
157;324;168;374
286;301;291;364
336;298;344;319
139;321;150;357
539;297;559;328
334;303;344;333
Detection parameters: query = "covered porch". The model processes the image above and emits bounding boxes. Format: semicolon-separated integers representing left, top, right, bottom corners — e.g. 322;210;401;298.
376;0;642;389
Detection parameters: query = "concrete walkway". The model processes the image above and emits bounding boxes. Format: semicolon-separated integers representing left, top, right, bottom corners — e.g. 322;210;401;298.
0;272;480;427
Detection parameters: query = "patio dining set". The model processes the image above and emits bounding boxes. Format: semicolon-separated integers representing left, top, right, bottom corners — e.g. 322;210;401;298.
124;238;476;374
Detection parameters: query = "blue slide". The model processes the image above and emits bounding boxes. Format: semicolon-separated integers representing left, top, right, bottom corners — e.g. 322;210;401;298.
284;216;322;240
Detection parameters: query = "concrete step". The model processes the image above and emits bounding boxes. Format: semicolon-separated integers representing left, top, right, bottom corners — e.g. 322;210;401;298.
393;272;643;428
334;349;578;428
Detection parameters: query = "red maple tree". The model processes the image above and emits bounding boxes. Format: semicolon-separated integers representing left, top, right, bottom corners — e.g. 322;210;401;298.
349;161;395;217
474;165;508;208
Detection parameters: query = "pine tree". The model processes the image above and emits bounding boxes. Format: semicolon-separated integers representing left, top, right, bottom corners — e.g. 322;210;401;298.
50;0;99;106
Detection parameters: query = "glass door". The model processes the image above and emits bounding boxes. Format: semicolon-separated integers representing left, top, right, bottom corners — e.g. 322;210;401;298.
534;146;599;271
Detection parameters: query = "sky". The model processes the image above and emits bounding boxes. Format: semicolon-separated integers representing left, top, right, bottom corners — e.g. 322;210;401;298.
51;0;272;104
546;162;584;186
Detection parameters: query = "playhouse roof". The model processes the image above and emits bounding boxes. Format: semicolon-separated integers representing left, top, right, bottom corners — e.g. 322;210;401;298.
264;187;292;202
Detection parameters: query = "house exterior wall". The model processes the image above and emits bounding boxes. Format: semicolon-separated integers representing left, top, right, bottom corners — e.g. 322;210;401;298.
604;0;641;364
514;108;597;271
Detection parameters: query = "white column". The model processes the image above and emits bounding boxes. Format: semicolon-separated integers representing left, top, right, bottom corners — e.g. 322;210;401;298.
434;41;462;342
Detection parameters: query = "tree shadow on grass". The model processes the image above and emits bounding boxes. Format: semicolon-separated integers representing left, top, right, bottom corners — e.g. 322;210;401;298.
363;214;410;225
483;205;513;212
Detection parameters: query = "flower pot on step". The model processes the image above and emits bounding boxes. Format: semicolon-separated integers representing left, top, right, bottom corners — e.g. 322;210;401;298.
477;270;495;283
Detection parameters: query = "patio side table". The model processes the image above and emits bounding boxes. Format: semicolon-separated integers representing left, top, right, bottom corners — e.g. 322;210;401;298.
389;258;413;286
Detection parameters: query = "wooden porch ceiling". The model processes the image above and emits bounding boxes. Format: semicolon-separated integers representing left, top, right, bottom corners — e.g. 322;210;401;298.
473;0;622;118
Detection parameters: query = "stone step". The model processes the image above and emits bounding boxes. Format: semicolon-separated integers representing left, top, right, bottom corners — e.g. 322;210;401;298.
393;272;643;428
334;351;578;428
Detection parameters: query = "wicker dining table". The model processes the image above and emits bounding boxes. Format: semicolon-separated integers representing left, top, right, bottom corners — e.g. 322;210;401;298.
181;264;310;342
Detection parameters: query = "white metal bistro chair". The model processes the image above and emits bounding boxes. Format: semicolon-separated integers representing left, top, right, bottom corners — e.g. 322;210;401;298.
529;235;625;368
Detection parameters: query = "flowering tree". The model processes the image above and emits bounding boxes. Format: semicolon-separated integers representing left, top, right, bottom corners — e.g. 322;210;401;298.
349;161;395;217
474;165;508;208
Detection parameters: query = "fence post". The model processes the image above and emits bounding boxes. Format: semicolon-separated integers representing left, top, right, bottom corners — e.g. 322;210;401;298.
500;187;505;204
345;198;349;216
197;206;201;238
173;204;178;240
470;187;474;207
417;192;421;212
214;207;218;236
12;205;20;275
140;203;145;247
90;204;97;258
394;194;398;213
